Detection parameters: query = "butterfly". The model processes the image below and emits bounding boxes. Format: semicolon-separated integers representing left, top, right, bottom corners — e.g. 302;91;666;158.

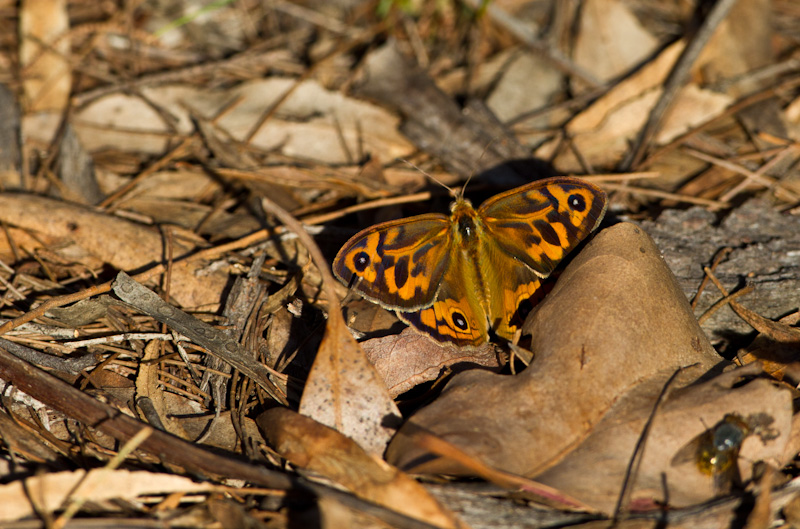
332;177;607;347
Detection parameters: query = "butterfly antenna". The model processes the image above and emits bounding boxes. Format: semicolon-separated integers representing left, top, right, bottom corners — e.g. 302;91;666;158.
459;172;474;200
456;136;496;199
400;159;457;199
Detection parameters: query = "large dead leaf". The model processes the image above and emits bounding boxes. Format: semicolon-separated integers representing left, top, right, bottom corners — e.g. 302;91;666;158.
386;223;725;502
257;408;466;529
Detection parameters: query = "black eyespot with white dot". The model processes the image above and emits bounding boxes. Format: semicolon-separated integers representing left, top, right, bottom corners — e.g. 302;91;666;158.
353;251;370;272
568;193;586;212
451;311;469;331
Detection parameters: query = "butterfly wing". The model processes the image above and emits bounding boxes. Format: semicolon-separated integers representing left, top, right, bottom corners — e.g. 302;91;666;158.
480;237;545;341
332;214;453;310
480;177;607;278
398;255;488;346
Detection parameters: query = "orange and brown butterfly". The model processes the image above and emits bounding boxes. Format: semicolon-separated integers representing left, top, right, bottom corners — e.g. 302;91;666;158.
332;177;607;347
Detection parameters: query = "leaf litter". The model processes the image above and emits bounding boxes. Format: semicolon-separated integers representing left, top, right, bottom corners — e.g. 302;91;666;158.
1;0;800;527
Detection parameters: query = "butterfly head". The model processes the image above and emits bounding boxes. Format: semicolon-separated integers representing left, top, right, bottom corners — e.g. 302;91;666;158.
449;195;473;213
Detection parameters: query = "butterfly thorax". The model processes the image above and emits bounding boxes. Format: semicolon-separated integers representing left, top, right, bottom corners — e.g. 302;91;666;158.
449;198;483;249
451;199;479;243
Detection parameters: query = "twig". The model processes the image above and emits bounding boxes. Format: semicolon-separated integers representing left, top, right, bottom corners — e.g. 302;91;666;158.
601;182;727;208
691;248;733;310
0;337;97;375
62;332;176;350
111;272;288;405
613;366;690;523
685;147;800;203
702;268;800;342
620;0;740;170
697;285;754;325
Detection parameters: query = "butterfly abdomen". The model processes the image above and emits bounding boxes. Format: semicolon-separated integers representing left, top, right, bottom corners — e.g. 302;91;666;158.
451;203;493;322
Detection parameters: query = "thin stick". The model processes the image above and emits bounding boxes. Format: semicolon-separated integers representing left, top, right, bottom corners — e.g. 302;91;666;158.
620;0;740;170
691;248;732;309
612;366;689;523
697;285;754;325
601;182;727;208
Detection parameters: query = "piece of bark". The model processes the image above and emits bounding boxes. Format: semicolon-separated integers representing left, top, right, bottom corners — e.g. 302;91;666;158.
55;123;105;204
0;84;22;189
640;198;800;351
353;41;530;186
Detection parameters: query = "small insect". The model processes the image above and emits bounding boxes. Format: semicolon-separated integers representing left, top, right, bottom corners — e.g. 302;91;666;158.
671;413;777;494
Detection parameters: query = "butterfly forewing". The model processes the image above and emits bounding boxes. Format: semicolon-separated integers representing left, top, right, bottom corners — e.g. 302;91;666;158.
332;215;453;310
479;178;607;277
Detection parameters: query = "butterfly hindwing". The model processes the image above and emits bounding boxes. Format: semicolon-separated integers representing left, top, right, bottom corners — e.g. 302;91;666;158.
398;257;488;346
479;233;546;341
480;177;607;278
332;215;452;310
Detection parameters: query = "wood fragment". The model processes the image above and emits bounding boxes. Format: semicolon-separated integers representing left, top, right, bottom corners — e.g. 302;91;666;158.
703;267;800;343
111;272;287;405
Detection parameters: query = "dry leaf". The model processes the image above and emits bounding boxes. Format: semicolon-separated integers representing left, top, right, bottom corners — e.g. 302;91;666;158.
537;42;731;170
386;223;721;489
486;50;562;122
362;328;502;398
74;79;414;164
695;0;773;92
572;0;659;83
654;83;733;144
0;469;218;521
257;408;465;529
341;298;405;338
298;306;402;455
0;193;228;309
19;0;70;114
737;311;800;381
